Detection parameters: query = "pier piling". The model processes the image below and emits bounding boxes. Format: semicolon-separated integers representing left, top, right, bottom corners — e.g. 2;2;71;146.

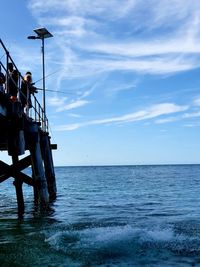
27;122;49;205
12;154;24;215
41;132;57;200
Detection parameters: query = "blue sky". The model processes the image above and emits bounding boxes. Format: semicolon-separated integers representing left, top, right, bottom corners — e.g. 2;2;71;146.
1;0;200;166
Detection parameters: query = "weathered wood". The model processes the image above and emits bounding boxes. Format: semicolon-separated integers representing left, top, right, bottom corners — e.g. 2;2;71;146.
12;155;24;215
0;109;8;151
0;156;33;185
14;155;32;170
0;168;34;186
27;123;49;205
51;144;57;150
7;130;25;156
40;133;57;200
0;143;7;150
0;172;33;186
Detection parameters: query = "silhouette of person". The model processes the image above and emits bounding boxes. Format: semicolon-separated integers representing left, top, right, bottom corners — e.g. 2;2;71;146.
20;72;37;114
8;69;19;99
6;62;14;95
8;62;13;76
0;65;5;93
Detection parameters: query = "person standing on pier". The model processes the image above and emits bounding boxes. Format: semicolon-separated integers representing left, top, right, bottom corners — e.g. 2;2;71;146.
8;69;19;100
0;65;5;93
6;63;19;100
20;72;37;115
6;63;14;93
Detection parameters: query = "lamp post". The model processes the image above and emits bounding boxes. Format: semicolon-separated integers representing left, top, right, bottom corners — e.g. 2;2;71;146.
27;27;53;125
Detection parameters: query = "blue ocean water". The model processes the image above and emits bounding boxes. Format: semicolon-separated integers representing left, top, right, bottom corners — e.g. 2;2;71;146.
1;165;200;266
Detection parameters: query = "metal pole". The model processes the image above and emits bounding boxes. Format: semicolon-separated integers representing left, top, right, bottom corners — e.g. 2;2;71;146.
42;37;46;126
6;51;9;93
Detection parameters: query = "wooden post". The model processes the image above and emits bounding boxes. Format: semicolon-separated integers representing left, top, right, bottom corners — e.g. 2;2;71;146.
6;101;25;215
27;122;49;205
40;133;57;200
12;154;24;216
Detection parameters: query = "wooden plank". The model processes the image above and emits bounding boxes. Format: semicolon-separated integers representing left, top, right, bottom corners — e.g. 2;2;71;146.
0;143;7;151
0;155;31;173
0;158;34;186
0;166;34;186
51;144;57;150
16;172;34;186
0;160;10;178
16;155;32;170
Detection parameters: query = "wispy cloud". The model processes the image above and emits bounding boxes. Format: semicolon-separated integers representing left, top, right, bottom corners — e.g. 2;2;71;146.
25;0;200;126
183;111;200;118
184;122;200;127
155;116;180;124
48;96;68;107
48;95;90;111
56;99;90;112
28;0;136;19
54;103;188;131
155;97;200;124
110;84;138;92
68;113;82;118
193;96;200;106
47;80;98;112
26;0;200;84
79;37;200;57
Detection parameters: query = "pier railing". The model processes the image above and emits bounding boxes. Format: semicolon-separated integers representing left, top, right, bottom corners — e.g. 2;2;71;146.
0;38;48;132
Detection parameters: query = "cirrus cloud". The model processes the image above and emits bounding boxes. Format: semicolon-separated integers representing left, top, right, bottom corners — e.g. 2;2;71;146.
54;103;188;131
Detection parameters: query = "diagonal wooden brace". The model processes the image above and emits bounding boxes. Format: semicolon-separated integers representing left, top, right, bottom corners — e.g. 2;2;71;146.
0;155;34;186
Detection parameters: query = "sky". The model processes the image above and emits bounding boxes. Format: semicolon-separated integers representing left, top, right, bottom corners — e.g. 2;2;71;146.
1;0;200;166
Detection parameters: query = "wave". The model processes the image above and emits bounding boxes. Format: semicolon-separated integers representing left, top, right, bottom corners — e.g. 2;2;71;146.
44;221;200;266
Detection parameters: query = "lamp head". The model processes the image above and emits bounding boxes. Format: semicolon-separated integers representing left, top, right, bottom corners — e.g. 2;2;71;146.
27;35;40;40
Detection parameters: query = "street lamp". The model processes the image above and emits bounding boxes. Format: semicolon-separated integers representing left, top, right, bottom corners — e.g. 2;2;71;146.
27;27;53;125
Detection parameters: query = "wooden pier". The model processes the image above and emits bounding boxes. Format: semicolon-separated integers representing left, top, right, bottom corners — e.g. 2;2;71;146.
0;39;57;215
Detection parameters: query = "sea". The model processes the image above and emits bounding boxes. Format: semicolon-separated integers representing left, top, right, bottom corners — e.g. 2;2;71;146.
1;164;200;267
